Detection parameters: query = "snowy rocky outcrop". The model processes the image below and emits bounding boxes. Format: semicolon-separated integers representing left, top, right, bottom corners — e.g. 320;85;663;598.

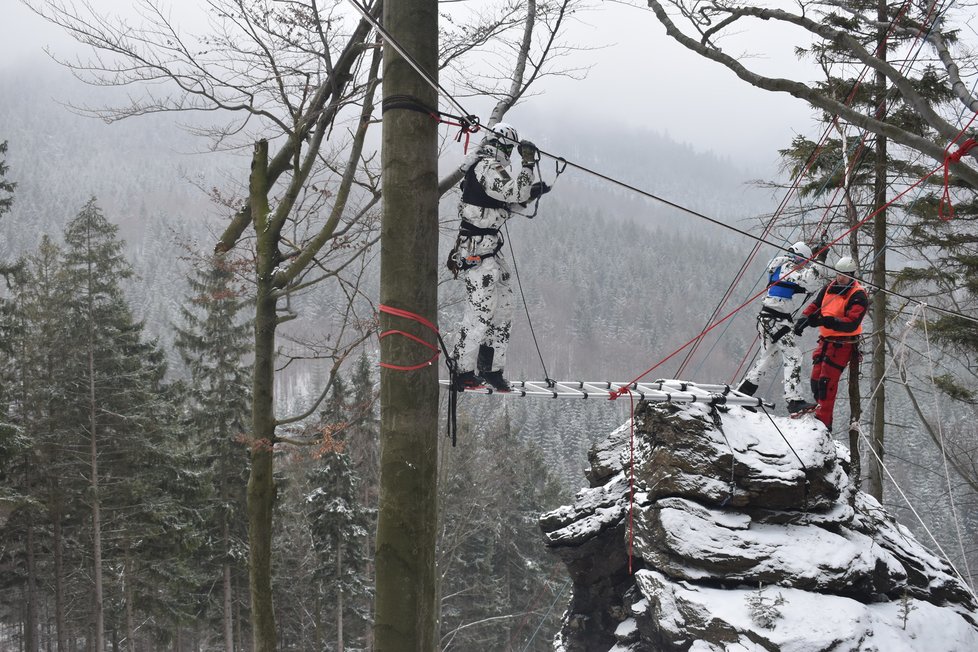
540;397;978;651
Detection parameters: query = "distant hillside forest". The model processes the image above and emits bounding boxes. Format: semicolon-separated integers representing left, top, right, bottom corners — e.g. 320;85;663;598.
1;62;975;651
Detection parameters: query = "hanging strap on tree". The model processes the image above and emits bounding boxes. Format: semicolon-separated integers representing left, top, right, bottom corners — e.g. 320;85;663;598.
381;95;481;153
377;303;463;446
939;135;977;221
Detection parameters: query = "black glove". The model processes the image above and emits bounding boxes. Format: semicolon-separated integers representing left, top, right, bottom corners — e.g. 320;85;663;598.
529;181;551;200
793;316;810;336
819;316;839;330
519;140;538;167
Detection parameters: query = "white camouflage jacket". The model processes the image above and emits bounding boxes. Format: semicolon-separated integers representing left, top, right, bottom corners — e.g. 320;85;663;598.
761;253;822;315
456;143;536;258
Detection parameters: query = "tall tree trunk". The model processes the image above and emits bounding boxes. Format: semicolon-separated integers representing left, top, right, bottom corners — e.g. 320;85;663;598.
223;517;234;652
53;490;66;652
124;543;136;652
235;576;245;652
868;0;889;501
246;139;279;652
846;352;862;503
337;540;344;652
374;0;440;649
26;509;38;652
88;306;105;652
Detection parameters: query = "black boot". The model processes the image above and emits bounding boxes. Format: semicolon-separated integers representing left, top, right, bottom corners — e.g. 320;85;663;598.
477;345;494;376
736;379;758;396
787;399;817;417
454;370;485;391
481;370;511;392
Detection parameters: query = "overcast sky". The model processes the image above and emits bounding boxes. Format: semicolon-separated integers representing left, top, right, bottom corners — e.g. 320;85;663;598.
1;0;818;167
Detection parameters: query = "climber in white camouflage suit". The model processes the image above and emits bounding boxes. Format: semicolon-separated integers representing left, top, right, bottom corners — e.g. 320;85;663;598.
736;242;823;415
449;122;549;392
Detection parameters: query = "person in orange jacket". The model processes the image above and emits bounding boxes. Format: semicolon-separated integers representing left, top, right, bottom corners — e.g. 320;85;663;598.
793;256;868;431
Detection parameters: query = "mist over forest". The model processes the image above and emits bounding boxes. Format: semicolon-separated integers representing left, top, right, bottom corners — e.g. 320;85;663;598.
2;41;975;650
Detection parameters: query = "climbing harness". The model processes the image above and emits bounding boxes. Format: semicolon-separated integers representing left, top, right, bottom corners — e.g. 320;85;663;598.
446;219;505;278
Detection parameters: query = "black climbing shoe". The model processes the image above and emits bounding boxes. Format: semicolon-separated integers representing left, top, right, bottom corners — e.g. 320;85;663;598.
481;370;512;393
787;399;817;418
736;380;758;396
454;371;485;391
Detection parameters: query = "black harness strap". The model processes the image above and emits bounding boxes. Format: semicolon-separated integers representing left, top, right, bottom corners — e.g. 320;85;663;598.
813;338;854;370
382;94;437;117
382;95;481;149
459;220;501;238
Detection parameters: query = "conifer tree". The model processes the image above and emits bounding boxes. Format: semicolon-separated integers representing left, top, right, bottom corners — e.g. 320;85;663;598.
1;235;75;650
58;199;185;650
306;450;374;651
0;140;15;281
766;0;956;497
175;254;252;652
0;139;20;467
438;411;565;651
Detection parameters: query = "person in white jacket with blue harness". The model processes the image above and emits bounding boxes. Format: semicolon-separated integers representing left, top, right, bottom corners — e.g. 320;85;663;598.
448;123;549;392
736;242;822;415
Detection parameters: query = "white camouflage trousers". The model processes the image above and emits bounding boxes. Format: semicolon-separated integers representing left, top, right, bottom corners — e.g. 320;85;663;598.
452;255;514;374
743;313;804;402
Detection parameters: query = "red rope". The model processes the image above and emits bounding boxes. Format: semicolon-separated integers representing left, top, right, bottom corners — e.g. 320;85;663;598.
378;304;441;371
432;114;481;154
676;0;929;378
609;161;943;400
939;134;977;221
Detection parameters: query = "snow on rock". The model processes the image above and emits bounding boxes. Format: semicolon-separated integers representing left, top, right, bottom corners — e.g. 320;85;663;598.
540;399;978;651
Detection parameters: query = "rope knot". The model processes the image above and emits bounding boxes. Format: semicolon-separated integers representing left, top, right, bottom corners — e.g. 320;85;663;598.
939;137;977;221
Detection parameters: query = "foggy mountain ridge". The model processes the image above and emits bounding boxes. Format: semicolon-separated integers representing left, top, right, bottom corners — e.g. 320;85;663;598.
1;63;773;380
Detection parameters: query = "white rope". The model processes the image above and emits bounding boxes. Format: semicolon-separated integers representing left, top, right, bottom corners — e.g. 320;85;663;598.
520;578;570;652
851;419;977;601
854;303;976;597
920;304;975;590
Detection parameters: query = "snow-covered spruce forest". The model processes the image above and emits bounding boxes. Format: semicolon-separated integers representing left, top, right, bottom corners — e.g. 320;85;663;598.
1;65;976;650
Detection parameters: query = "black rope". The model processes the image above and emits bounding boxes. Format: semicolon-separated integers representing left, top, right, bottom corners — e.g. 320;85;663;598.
381;94;437;116
349;0;978;328
710;407;737;506
510;154;567;220
429;330;460;447
760;406;810;511
504;221;555;387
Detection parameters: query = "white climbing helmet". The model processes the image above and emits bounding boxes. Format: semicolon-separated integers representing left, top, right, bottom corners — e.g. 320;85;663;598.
788;242;812;260
489;122;520;148
835;256;858;274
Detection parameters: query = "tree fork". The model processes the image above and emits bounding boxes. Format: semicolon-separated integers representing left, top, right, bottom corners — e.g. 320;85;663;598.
374;0;440;649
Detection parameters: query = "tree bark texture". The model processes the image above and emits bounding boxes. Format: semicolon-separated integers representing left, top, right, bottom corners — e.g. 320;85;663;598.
247;139;279;652
374;0;441;649
87;252;106;652
868;0;889;501
53;492;67;652
26;511;38;652
223;518;234;652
